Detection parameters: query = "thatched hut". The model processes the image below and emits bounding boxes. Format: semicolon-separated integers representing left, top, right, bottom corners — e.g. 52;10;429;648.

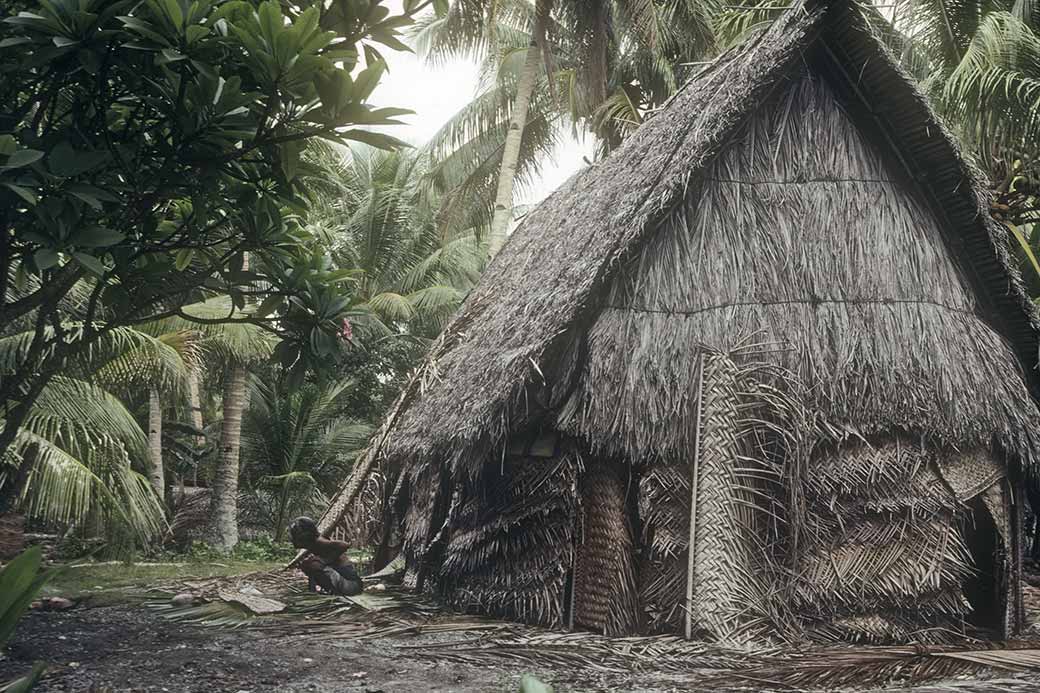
318;0;1040;644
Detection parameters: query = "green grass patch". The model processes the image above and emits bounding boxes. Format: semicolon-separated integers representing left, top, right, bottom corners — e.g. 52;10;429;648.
42;559;284;600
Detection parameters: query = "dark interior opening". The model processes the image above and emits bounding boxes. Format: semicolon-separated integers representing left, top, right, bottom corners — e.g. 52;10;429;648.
962;497;1003;633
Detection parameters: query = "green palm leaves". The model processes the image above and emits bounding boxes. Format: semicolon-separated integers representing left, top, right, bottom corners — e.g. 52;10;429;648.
303;144;484;337
241;378;372;540
1;327;170;545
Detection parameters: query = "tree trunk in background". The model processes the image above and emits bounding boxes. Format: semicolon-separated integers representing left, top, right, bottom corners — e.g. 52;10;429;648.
147;389;164;504
187;369;205;486
207;365;247;553
487;11;545;258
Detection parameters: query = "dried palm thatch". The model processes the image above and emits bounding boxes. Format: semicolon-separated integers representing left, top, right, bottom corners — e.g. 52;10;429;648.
637;351;794;642
310;0;1040;643
727;642;1040;689
792;440;1015;643
555;68;1037;466
435;451;580;628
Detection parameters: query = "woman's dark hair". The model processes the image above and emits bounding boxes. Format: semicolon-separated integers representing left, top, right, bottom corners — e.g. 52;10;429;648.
289;516;319;541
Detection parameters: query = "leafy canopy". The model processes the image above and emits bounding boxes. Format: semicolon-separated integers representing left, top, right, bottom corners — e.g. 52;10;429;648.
0;0;427;467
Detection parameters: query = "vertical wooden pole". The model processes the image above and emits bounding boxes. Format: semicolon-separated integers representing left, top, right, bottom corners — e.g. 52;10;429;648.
685;355;704;640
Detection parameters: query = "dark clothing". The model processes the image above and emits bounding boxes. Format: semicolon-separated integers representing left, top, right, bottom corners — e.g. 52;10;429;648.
306;559;362;596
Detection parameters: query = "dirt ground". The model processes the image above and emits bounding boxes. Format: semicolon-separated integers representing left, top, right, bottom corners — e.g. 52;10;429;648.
0;603;540;693
2;601;1040;693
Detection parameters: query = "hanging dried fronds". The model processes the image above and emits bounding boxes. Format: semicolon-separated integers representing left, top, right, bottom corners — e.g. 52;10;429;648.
435;451;580;628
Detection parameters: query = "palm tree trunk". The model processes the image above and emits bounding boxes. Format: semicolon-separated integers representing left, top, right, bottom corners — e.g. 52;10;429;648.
488;5;547;258
187;369;205;487
207;366;247;553
147;389;164;504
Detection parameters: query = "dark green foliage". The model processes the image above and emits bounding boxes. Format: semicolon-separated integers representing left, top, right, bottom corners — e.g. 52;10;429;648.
0;547;52;648
0;0;424;476
183;536;296;562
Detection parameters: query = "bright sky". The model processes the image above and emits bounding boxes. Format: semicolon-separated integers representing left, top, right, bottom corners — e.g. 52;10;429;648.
367;2;593;206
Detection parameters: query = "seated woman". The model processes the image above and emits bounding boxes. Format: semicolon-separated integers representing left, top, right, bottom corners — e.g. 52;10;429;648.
289;516;362;596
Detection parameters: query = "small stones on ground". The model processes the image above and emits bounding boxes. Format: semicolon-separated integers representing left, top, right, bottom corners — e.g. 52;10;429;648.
302;658;314;663
170;593;195;607
352;671;367;678
33;597;75;610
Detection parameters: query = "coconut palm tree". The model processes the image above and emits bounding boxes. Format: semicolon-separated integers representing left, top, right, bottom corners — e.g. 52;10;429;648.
99;325;200;507
302;144;485;337
416;0;721;244
0;325;181;546
416;0;554;256
144;296;276;552
240;375;373;541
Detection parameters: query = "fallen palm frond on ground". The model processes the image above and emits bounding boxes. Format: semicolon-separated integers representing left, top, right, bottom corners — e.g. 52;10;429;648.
144;572;1040;689
400;631;760;674
722;643;1040;690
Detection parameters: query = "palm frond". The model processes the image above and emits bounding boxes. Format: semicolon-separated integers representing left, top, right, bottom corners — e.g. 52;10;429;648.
19;376;150;463
151;297;277;365
942;12;1040;160
6;429;164;541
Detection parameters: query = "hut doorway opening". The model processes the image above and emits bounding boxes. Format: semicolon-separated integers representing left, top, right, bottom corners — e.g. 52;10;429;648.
963;497;1001;631
962;494;1007;634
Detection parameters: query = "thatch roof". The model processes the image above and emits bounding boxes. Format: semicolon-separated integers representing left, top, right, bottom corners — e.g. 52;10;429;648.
373;0;1039;467
316;0;1040;541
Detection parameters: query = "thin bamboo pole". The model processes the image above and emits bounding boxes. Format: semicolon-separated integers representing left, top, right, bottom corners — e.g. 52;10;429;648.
685;354;704;640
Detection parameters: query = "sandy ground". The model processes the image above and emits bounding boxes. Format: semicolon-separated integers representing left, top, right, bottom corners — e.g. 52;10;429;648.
2;602;1040;693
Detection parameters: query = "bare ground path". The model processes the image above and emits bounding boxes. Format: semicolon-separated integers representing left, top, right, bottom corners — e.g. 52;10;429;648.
2;602;1040;693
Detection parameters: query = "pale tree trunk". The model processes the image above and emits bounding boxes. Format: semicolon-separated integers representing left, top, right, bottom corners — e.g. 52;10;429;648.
207;365;247;552
186;369;205;487
147;389;164;503
487;12;546;258
206;253;251;553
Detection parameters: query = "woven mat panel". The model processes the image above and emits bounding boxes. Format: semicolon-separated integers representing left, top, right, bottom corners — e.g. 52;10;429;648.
574;459;639;635
437;454;579;628
937;449;1005;503
804;439;931;503
797;438;975;643
685;354;774;643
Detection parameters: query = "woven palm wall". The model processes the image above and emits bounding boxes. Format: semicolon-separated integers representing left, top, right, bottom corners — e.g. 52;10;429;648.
573;457;641;635
640;353;786;641
794;439;976;642
552;65;1036;641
